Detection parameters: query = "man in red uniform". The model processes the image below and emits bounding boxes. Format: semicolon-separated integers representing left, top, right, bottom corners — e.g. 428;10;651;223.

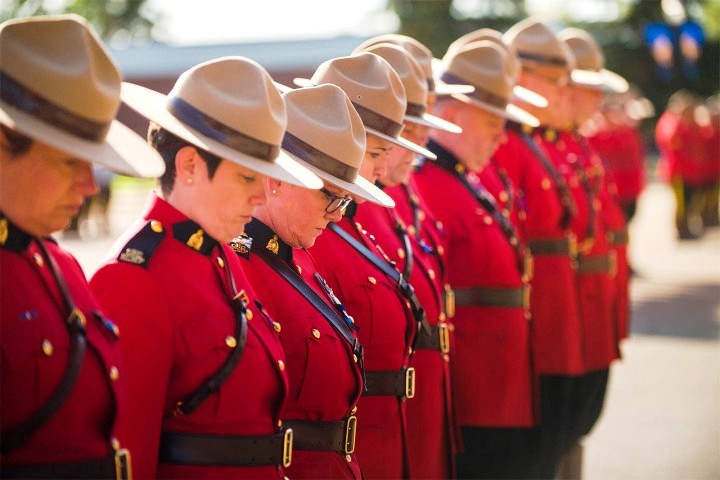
505;19;621;476
90;58;322;479
0;14;165;478
415;40;540;479
349;42;463;479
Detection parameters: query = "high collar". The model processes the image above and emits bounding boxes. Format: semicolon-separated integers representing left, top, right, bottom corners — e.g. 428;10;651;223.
0;213;35;253
344;201;359;220
144;194;219;257
245;217;293;263
426;139;466;175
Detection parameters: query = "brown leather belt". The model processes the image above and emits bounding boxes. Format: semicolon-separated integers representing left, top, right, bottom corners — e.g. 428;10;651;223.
414;323;450;353
2;451;131;479
363;368;416;398
284;416;357;454
454;285;530;309
158;429;293;467
606;228;629;246
528;237;576;256
576;252;616;275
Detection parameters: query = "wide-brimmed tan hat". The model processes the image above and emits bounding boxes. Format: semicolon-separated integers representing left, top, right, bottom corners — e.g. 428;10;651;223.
0;14;164;178
445;29;548;108
293;52;437;159
357;43;461;133
504;18;574;73
121;57;322;189
281;84;394;207
558;28;629;94
353;34;474;96
437;40;539;127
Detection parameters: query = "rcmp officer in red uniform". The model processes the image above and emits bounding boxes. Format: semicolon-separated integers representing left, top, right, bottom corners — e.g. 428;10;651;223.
295;52;429;479
415;41;540;479
238;84;392;479
348;41;466;480
0;15;164;478
506;19;621;474
89;58;321;479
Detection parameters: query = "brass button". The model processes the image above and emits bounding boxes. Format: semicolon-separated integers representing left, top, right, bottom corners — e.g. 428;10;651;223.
111;437;121;451
312;328;321;339
216;257;225;268
439;313;446;322
418;210;426;221
225;335;237;348
355;222;362;231
150;220;163;233
345;454;352;462
367;276;377;285
428;269;436;280
407;226;417;235
273;321;282;333
397;248;406;259
499;190;508;203
435;221;444;230
437;245;445;256
109;366;120;381
351;406;358;414
541;178;552;190
353;354;358;363
483;216;492;225
246;309;254;321
448;323;455;332
41;339;53;356
278;360;285;371
475;208;484;216
278;420;283;428
442;353;450;363
33;253;44;267
295;265;302;275
518;211;527;221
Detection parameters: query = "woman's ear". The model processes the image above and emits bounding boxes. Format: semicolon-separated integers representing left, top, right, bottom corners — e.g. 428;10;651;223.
175;146;197;186
267;177;282;195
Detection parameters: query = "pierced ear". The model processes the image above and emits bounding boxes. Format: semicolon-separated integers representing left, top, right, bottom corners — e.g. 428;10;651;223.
175;146;197;184
267;177;282;195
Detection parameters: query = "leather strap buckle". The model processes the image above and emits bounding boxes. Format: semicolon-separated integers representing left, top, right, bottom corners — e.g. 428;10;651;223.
444;284;455;318
438;324;450;353
405;367;416;399
523;285;531;310
282;428;293;467
344;416;358;454
114;448;132;480
567;233;578;259
523;253;534;282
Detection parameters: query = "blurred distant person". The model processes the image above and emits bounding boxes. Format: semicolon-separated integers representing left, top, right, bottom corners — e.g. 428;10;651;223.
699;95;720;227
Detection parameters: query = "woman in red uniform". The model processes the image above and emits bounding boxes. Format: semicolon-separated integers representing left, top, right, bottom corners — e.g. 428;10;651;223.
89;58;321;479
239;84;392;479
0;15;164;478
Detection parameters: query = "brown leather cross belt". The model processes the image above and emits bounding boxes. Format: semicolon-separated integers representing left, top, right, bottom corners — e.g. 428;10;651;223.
414;323;451;353
528;237;575;256
2;451;130;479
363;368;416;398
576;252;616;275
284;416;357;454
158;429;293;467
606;228;629;246
454;285;530;309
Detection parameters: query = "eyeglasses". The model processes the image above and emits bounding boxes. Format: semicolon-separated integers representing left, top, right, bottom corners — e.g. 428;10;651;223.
320;187;352;214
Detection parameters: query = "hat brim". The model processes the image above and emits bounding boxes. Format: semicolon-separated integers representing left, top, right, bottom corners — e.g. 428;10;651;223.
0;99;165;178
512;85;548;108
120;82;322;190
405;112;462;134
451;93;540;127
282;149;395;208
571;68;629;94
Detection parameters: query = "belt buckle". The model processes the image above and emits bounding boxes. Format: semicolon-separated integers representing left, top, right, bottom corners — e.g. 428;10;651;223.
522;285;531;310
438;323;450;353
344;415;358;454
523;253;534;282
405;367;416;399
608;251;618;278
444;284;455;319
282;428;293;468
567;233;577;259
114;448;132;480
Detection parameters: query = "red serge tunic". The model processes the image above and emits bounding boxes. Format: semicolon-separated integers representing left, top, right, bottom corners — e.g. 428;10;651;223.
536;130;620;372
240;218;364;479
1;215;124;470
309;210;416;479
90;195;288;479
494;125;584;375
354;184;457;479
414;141;536;428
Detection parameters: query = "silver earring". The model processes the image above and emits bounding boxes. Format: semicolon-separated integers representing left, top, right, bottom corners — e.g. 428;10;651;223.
271;189;277;194
186;178;193;185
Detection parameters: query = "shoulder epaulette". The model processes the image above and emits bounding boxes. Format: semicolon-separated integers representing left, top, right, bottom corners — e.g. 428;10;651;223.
117;220;166;268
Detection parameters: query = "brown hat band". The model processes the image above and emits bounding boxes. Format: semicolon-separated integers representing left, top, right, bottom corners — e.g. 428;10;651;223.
350;102;404;138
0;71;110;142
167;96;280;162
517;52;567;67
427;77;436;92
282;131;359;183
440;72;508;109
406;102;427;117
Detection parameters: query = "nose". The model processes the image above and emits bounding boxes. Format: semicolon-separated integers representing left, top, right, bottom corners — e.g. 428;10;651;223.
76;162;99;197
251;175;268;206
326;207;343;223
375;155;388;180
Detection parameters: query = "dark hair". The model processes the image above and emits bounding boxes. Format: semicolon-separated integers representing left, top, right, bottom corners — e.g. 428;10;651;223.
0;124;33;156
147;122;222;196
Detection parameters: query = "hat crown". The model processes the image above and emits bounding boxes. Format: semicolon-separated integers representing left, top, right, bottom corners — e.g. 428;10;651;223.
0;14;120;125
448;28;520;78
558;28;605;72
283;84;365;170
170;57;286;146
504;18;572;70
360;44;428;107
442;41;515;102
310;53;407;127
353;34;434;80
